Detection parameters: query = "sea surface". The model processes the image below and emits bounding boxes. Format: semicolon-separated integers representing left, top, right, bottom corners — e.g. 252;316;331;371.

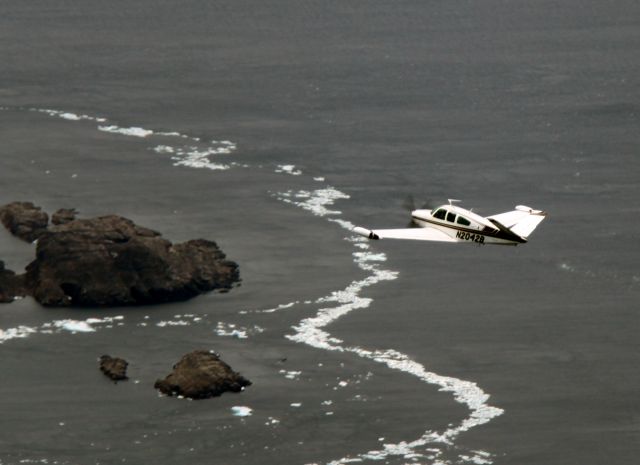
1;1;639;464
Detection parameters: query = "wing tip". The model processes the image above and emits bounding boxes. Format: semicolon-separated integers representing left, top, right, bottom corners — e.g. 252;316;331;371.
515;205;547;216
353;226;379;240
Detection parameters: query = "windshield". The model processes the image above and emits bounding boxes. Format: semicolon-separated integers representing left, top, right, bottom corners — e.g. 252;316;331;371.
433;208;446;220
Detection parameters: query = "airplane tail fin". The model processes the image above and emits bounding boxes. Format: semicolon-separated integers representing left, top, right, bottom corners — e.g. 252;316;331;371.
488;205;547;240
510;209;546;239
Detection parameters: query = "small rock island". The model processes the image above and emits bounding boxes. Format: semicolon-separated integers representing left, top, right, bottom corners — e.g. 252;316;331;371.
154;350;251;399
99;355;129;382
0;202;239;306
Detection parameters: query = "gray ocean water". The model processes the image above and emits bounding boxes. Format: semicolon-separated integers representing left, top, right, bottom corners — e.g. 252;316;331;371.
1;1;639;464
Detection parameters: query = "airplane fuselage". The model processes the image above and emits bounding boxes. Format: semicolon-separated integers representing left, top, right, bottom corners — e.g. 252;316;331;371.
353;201;546;245
411;206;526;246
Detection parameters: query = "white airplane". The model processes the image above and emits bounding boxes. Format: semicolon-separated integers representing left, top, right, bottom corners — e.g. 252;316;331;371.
354;200;546;246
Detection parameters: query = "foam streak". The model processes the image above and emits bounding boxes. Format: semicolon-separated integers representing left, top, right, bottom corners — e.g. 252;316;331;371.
0;316;124;344
279;186;503;464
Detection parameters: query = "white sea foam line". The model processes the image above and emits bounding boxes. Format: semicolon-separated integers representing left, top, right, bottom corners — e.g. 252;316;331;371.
231;406;253;417
0;312;216;344
29;108;107;123
0;316;125;344
215;321;264;339
98;125;154;138
240;300;300;314
156;320;190;327
156;131;186;137
278;186;502;464
169;145;235;171
31;107;169;139
154;313;206;328
459;452;493;465
153;145;175;154
277;187;350;217
52;319;96;333
0;325;38;343
275;164;302;176
280;369;302;380
28;107;245;175
28;107;238;170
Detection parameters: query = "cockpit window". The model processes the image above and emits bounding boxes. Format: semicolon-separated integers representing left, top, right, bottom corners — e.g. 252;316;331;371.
446;212;456;223
433;209;446;220
456;216;471;226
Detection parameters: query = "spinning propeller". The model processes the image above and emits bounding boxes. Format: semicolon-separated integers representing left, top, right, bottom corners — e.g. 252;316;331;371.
403;195;436;227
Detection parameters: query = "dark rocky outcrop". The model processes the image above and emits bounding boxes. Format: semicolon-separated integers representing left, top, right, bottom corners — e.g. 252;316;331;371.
154;350;251;399
0;202;49;242
0;261;26;303
51;208;77;225
0;202;239;307
99;355;129;381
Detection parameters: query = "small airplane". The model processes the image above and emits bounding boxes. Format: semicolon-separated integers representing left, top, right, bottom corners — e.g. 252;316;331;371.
354;199;546;246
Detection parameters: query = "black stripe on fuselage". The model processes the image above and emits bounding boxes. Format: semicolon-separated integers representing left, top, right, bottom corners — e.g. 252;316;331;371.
412;216;527;244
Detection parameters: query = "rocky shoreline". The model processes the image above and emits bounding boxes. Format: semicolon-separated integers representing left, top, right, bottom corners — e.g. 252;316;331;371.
0;202;240;306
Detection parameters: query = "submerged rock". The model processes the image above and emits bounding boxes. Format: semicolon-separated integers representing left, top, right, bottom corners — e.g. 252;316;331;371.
154;350;251;399
0;202;240;307
99;355;129;381
0;202;49;242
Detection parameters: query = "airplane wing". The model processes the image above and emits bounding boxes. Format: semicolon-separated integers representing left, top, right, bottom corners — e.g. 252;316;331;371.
353;226;457;242
488;205;547;239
